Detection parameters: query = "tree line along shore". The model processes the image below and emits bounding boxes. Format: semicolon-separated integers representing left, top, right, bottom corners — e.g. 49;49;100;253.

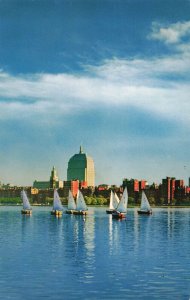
1;195;190;207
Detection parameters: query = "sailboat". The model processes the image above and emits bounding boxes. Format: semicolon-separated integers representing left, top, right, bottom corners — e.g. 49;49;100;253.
114;192;120;204
138;191;152;215
73;190;88;215
65;190;76;214
112;187;128;219
51;189;63;216
21;190;32;215
106;191;119;214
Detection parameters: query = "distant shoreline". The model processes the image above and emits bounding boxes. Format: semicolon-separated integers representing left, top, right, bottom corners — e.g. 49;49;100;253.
1;204;190;208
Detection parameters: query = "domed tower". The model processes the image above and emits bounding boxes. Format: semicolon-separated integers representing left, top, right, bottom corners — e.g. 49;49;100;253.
67;146;95;187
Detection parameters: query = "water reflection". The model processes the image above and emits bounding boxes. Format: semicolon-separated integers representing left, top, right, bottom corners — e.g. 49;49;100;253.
137;210;151;237
133;209;139;251
1;207;190;300
21;213;32;238
167;208;175;238
72;215;95;259
133;209;139;232
109;215;121;253
83;216;95;258
108;215;113;250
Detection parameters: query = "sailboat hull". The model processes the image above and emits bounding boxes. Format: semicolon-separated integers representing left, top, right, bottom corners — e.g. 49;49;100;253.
112;211;126;219
73;210;87;215
65;210;75;214
138;210;152;215
51;210;63;216
106;209;115;214
21;209;32;215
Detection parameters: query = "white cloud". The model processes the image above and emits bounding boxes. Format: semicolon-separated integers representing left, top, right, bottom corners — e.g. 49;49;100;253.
0;22;190;126
150;21;190;44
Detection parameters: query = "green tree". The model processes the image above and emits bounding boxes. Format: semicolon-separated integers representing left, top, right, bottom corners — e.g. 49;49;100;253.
85;197;92;205
128;197;134;205
96;197;105;205
159;197;165;205
91;198;97;205
149;197;155;206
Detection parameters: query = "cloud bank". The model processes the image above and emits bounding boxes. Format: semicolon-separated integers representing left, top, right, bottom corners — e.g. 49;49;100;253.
0;21;189;127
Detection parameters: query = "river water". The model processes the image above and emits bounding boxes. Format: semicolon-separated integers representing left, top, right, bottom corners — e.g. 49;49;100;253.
0;206;190;299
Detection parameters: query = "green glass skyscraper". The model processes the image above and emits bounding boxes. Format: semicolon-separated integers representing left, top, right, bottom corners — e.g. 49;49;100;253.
67;146;95;187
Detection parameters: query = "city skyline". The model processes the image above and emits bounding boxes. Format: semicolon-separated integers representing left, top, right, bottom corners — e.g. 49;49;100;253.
0;1;190;186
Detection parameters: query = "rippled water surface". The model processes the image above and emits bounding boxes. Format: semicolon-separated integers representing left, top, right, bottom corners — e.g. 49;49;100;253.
0;206;190;299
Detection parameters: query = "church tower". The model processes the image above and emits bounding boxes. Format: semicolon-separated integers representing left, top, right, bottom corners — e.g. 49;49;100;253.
50;166;59;188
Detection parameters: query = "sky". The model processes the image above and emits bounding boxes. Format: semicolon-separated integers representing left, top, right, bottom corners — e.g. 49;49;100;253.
0;0;190;186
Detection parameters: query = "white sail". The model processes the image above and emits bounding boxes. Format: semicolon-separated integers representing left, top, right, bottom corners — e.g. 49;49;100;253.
76;190;87;211
68;190;76;210
116;187;128;213
113;193;120;209
53;189;63;211
109;191;114;209
21;190;31;210
140;191;151;211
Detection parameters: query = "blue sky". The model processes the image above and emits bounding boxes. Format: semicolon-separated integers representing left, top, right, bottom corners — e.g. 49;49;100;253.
0;0;190;186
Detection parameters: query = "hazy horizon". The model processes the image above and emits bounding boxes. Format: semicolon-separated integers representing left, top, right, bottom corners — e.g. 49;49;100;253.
0;0;190;186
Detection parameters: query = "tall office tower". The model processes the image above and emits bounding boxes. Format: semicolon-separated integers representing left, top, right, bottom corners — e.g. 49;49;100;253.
161;177;175;204
67;146;95;187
